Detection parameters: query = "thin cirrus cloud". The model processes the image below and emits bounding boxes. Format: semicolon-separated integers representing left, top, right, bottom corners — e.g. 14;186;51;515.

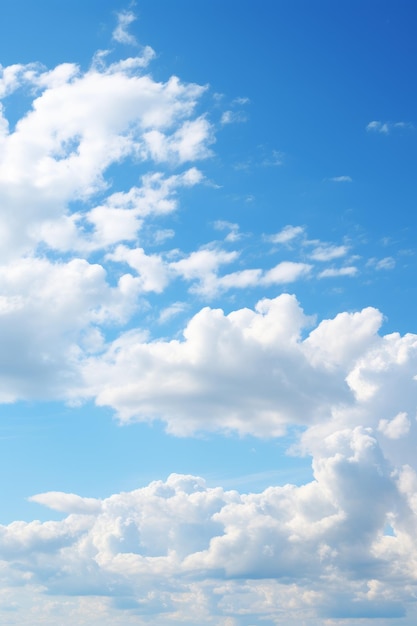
328;175;352;182
112;10;139;45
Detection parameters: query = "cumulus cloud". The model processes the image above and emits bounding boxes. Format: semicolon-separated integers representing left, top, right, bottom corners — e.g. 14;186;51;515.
2;19;417;626
0;54;210;260
0;256;139;401
78;294;417;451
2;438;417;625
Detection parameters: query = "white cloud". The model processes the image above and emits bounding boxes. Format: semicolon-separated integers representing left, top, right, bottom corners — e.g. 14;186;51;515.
378;412;410;439
158;302;188;324
318;266;358;278
0;55;210;260
29;492;102;514
328;175;352;182
232;96;250;105
143;116;214;163
262;261;312;284
0;256;139;402
112;10;138;46
268;225;305;244
367;121;390;134
81;295;404;438
1;436;417;624
107;245;169;293
375;257;396;270
3;18;417;626
366;120;414;134
309;244;349;262
220;110;247;124
213;220;242;242
170;247;239;296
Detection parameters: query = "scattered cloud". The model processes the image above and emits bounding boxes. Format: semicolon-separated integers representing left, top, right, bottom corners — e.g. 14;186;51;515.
368;256;396;271
328;175;352;183
112;10;138;46
220;110;248;125
158;301;188;324
366;120;414;134
309;244;349;262
318;266;358;278
268;225;305;244
1;12;416;625
262;261;312;284
213;220;242;242
232;96;250;105
262;149;285;166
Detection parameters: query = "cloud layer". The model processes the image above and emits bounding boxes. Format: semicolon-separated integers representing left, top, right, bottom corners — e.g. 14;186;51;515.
1;440;417;625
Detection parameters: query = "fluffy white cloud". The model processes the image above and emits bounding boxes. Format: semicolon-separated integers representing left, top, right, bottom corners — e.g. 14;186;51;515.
0;256;139;401
0;54;209;260
78;294;417;451
1;434;417;624
2;12;416;626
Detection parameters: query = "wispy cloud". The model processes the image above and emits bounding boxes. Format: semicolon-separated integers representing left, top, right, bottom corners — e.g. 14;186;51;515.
158;301;188;324
366;120;414;134
309;244;349;262
112;10;138;45
220;110;248;125
328;175;352;183
262;148;285;166
318;266;358;278
367;256;396;271
213;220;242;242
268;225;305;244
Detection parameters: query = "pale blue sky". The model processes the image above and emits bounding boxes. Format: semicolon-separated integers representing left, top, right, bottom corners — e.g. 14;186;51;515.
0;2;417;624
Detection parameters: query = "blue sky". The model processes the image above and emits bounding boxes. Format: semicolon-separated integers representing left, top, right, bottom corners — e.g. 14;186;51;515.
1;1;417;624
